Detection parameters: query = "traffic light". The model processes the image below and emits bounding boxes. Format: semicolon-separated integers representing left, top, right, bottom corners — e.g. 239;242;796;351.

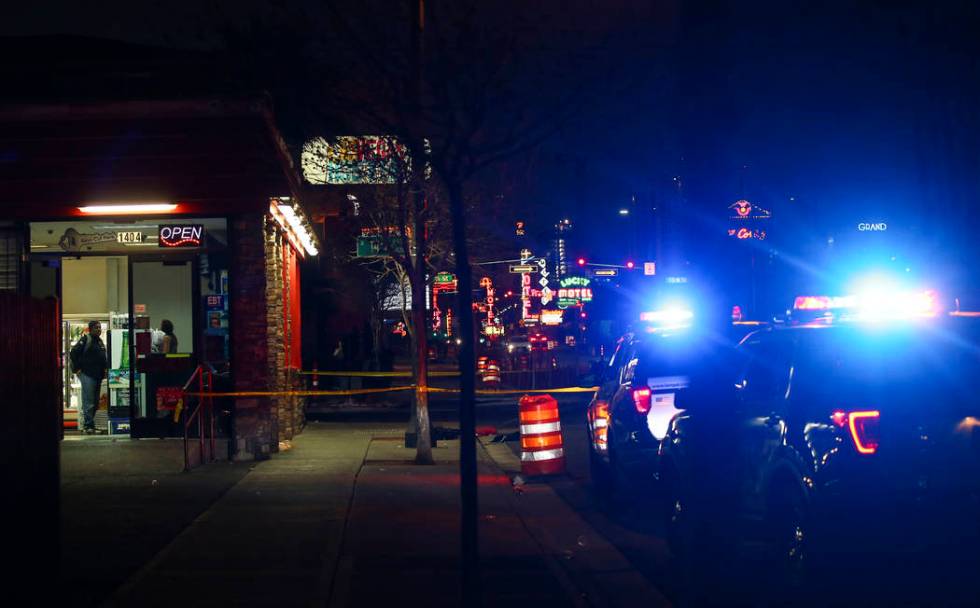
577;257;586;267
626;261;635;269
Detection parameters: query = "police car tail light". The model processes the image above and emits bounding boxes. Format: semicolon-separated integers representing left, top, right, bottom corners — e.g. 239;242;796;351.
831;410;880;455
590;402;610;450
632;387;652;414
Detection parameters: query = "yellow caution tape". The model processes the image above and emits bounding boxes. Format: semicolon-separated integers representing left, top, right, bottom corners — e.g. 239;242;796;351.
183;385;597;398
299;370;460;377
184;386;417;398
426;386;598;395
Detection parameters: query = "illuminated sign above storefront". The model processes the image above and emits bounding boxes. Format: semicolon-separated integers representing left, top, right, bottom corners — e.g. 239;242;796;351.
302;136;413;184
158;224;204;248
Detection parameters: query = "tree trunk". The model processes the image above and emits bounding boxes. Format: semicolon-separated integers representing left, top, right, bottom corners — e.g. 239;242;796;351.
447;178;480;602
412;190;433;465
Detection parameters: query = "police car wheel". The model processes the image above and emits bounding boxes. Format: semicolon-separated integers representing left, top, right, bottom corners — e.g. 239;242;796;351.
661;469;689;558
765;485;809;594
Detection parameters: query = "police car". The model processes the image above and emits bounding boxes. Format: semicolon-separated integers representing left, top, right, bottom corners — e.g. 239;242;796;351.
657;288;980;598
586;306;748;500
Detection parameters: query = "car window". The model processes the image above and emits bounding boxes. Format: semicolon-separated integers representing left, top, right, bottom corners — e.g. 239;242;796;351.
601;340;624;385
737;332;793;406
793;325;980;414
620;343;638;385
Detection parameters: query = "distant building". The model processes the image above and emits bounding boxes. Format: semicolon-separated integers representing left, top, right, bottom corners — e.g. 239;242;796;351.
553;217;573;279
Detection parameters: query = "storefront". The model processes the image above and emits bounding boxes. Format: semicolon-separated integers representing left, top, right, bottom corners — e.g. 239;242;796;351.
29;217;230;437
1;100;318;459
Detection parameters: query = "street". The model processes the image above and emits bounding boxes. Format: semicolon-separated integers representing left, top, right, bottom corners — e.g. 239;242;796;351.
7;3;980;606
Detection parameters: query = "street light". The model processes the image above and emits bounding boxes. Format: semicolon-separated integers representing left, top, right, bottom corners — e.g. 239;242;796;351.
618;208;629;216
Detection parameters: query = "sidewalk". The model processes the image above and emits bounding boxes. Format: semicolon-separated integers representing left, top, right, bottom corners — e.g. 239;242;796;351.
64;422;668;607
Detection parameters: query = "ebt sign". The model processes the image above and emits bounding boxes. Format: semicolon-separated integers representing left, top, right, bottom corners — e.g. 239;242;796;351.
857;222;887;232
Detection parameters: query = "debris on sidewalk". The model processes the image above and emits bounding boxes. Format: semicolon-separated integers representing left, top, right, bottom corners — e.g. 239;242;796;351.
490;431;520;443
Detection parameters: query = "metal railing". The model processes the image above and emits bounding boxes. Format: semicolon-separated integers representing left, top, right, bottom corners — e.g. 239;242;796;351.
182;364;216;472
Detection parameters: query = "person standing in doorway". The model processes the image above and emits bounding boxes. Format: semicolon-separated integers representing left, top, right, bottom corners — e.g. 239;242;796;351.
160;319;178;354
70;320;108;434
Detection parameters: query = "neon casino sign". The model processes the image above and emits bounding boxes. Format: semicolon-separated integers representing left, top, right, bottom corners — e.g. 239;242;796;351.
158;225;204;248
557;276;593;308
728;227;767;241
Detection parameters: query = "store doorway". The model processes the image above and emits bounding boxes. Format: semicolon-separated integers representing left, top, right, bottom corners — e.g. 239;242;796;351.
129;258;198;438
59;256;130;434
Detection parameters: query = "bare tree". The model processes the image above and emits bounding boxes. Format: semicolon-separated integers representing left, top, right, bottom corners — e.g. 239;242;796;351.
316;3;662;598
306;134;444;463
212;0;667;599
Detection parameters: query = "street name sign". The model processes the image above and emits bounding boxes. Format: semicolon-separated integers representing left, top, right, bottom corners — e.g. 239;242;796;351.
509;264;536;273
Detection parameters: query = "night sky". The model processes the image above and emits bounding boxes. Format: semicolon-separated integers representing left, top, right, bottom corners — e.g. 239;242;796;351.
4;1;980;298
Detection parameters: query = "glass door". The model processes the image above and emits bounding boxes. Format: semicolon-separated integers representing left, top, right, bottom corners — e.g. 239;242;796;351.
128;258;198;438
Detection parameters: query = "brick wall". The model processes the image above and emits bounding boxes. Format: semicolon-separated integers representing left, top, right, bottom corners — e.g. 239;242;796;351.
230;214;307;459
267;230;306;443
264;224;287;444
230;215;274;460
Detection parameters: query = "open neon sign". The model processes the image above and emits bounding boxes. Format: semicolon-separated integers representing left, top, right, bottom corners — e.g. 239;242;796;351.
159;225;204;248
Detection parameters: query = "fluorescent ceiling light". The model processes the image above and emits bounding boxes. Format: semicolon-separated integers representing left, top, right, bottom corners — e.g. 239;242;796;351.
79;203;178;215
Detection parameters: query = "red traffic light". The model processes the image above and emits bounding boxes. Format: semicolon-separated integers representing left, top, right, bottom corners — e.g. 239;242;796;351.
577;257;586;266
626;261;635;269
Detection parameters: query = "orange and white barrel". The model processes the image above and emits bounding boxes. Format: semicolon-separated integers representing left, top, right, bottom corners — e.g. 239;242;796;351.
519;394;565;476
483;359;501;385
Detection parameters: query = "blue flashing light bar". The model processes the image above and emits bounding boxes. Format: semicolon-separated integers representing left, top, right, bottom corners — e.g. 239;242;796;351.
639;307;694;331
792;289;940;320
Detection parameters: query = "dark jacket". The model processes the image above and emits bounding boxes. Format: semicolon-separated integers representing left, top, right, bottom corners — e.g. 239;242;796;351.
71;334;108;380
162;332;178;354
